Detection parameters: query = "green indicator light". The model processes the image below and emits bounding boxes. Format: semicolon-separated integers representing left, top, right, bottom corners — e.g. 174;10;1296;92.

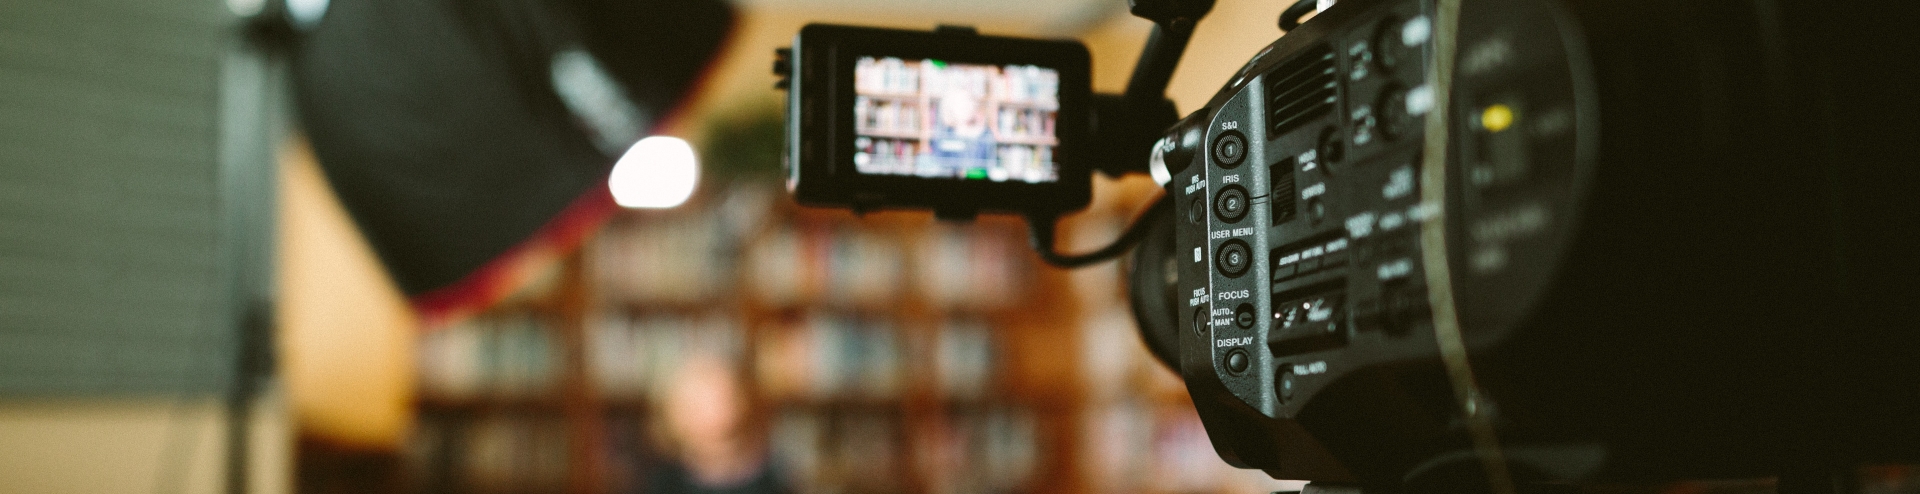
966;168;987;179
929;59;947;68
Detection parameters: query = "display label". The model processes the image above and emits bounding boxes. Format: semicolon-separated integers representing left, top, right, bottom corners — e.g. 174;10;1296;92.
1216;337;1257;348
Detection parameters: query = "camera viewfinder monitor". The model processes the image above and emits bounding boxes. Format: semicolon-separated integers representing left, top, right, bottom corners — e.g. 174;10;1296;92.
785;24;1092;215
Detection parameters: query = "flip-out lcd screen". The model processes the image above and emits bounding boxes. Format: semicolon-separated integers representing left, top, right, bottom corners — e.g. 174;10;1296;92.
852;57;1061;183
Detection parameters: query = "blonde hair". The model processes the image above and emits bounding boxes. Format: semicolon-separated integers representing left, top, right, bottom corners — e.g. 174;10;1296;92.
645;351;768;460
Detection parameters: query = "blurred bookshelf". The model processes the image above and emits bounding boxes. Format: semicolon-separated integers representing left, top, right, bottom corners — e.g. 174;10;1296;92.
586;182;1081;494
382;176;1313;494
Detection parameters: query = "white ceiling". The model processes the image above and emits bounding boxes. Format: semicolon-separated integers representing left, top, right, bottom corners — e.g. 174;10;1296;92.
734;0;1127;35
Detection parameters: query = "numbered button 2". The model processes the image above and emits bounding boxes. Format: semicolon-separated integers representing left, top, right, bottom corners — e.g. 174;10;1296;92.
1214;185;1250;223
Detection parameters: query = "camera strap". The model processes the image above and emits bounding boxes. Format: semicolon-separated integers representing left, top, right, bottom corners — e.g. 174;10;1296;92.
1417;0;1519;492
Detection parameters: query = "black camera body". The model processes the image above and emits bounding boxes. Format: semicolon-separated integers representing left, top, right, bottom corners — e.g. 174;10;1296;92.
1157;0;1920;485
781;0;1920;488
782;24;1093;216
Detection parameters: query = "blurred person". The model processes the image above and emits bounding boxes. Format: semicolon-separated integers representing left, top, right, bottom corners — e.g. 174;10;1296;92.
638;352;790;494
928;66;997;177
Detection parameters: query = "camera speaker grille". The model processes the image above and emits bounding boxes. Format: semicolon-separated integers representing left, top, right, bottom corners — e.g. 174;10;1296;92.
1265;44;1338;139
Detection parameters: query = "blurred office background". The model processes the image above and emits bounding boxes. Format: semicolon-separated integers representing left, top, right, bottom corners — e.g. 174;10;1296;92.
0;0;1310;492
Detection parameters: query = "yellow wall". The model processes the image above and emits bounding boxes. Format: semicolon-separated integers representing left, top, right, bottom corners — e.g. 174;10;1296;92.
1081;0;1299;114
276;139;418;450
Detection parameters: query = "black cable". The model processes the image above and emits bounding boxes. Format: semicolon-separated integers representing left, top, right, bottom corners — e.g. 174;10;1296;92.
1280;0;1318;31
1026;193;1172;269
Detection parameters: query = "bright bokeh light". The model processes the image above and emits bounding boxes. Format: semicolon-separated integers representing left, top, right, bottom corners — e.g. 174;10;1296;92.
609;136;699;209
286;0;329;29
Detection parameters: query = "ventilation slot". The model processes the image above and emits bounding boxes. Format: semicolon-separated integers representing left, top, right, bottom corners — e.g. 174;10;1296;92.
1270;157;1298;225
1265;44;1338;139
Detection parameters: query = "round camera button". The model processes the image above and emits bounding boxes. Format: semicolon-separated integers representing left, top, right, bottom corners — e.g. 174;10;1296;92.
1213;185;1250;223
1216;240;1252;278
1213;131;1247;168
1226;349;1250;374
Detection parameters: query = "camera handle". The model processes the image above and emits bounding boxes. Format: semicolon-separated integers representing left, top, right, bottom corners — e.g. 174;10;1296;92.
1088;0;1215;178
1124;0;1215;107
1024;0;1213;268
1086;0;1215;179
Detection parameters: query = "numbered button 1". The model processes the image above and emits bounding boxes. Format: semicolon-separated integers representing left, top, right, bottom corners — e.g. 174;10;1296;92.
1213;130;1247;168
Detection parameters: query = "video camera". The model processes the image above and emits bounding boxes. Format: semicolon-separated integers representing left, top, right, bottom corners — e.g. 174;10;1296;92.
776;0;1920;491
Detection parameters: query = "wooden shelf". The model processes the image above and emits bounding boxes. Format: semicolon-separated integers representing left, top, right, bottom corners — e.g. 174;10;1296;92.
858;91;920;100
396;178;1212;494
855;128;923;139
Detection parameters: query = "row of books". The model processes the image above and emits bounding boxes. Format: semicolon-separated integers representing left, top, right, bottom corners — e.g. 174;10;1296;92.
586;312;745;400
851;99;1058;143
921;63;1050;107
854;56;922;96
990;144;1058;180
755;313;904;401
397;402;1277;494
420;308;991;404
929;320;997;400
853;140;1057;183
854;97;924;136
995;107;1058;143
855;56;1060;107
592;212;734;304
403;413;571;494
417;315;562;399
915;223;1026;309
993;64;1061;108
742;222;1027;309
770;407;1040;494
754;314;1001;402
593;194;1029;310
851;136;926;176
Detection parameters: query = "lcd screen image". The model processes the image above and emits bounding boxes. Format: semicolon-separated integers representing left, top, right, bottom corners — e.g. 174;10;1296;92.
851;56;1061;183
